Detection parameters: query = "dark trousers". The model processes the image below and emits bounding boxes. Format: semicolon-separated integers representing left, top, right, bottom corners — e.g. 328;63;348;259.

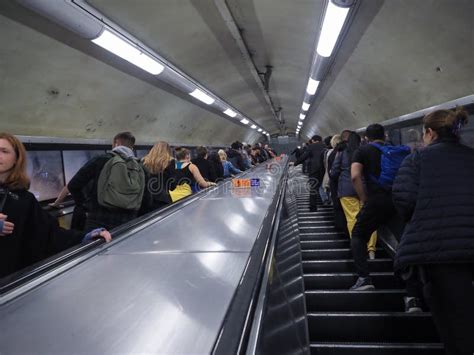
351;192;396;277
423;264;474;355
308;174;322;210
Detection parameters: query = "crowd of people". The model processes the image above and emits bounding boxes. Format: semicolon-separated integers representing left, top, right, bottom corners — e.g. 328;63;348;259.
0;133;277;279
1;107;472;353
292;108;473;354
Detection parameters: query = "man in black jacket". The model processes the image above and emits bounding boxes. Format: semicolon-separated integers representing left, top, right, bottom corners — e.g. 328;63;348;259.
294;135;326;212
226;142;247;171
191;146;216;182
349;124;397;290
68;132;146;231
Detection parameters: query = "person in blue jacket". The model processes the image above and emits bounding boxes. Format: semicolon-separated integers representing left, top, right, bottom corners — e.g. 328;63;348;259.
218;149;241;178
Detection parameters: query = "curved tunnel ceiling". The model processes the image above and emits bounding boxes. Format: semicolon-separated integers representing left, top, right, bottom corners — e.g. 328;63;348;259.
0;0;473;145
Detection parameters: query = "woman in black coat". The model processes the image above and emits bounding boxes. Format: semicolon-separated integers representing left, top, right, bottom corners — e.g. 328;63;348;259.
392;109;474;355
0;133;111;279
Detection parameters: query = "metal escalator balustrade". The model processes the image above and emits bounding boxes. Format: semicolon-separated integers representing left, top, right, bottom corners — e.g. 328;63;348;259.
291;167;444;354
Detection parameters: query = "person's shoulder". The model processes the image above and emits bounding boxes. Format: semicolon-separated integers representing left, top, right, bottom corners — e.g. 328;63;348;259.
11;189;40;206
84;153;113;167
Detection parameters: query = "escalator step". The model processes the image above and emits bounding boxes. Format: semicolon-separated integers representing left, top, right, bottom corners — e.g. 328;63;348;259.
307;312;439;343
302;248;390;260
304;272;403;289
299;227;339;233
301;240;350;250
299;220;335;226
300;233;345;241
310;342;444;355
303;259;393;273
305;289;405;312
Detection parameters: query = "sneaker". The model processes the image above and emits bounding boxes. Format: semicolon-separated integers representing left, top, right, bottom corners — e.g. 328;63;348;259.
350;277;375;291
368;251;375;260
404;297;423;313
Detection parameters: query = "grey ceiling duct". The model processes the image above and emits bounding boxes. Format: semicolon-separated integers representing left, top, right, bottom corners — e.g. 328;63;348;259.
17;0;104;39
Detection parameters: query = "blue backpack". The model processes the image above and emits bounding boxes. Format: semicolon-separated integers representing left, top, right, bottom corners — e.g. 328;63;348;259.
370;143;411;188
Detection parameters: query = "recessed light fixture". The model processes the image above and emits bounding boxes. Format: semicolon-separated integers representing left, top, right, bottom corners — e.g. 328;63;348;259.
306;78;320;95
302;102;310;111
299;114;306;120
189;89;215;105
92;29;164;75
223;108;237;117
240;118;250;125
317;1;350;57
251;124;257;129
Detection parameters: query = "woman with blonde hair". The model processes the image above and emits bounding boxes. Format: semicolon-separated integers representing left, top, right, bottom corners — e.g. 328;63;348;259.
0;133;111;278
218;149;242;178
141;141;175;213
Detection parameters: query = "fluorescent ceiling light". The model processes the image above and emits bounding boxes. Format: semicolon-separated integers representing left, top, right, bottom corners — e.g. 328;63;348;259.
92;29;164;75
306;78;320;95
299;114;306;120
258;128;263;132
189;89;215;105
316;1;350;57
298;123;302;127
240;118;249;125
302;102;310;111
251;124;257;129
262;131;267;134
223;108;237;117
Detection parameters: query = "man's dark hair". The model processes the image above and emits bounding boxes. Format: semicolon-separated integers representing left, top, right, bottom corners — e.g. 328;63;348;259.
341;130;352;142
231;141;241;150
196;146;208;159
365;124;385;141
311;135;322;143
324;136;333;148
113;131;135;148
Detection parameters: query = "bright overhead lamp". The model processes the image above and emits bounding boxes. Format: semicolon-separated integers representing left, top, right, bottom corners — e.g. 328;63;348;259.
223;108;237;117
306;78;320;95
240;118;250;125
302;102;310;111
251;124;257;129
262;131;267;134
92;29;164;75
316;1;350;57
189;89;215;105
258;128;263;132
299;114;306;120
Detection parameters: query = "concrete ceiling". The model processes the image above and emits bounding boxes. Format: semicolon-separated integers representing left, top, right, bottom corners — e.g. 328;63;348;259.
0;0;473;146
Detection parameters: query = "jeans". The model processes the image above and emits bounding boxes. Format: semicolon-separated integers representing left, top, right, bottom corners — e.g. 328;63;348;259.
319;186;330;204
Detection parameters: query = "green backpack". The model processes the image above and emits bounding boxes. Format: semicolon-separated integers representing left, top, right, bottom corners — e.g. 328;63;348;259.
97;153;145;210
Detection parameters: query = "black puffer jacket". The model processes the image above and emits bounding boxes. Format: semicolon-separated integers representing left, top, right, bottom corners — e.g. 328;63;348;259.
392;138;474;270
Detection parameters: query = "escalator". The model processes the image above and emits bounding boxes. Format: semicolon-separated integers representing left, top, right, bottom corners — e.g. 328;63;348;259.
293;169;444;354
